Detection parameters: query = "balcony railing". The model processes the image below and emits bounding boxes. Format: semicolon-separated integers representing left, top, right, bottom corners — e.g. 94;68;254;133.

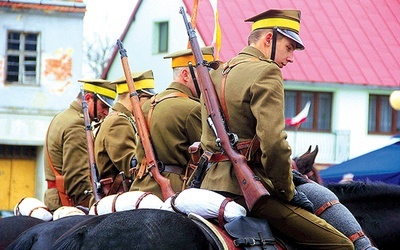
286;130;350;165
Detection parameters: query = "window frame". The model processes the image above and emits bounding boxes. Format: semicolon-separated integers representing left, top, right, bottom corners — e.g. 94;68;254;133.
285;90;333;132
368;94;400;135
5;30;40;86
152;21;169;54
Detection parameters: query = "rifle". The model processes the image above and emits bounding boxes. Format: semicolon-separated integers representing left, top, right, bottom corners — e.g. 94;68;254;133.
81;86;104;202
116;39;175;201
179;7;270;210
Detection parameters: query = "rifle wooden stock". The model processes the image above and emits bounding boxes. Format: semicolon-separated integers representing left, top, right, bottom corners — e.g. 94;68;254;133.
117;40;175;201
179;7;270;210
81;88;104;202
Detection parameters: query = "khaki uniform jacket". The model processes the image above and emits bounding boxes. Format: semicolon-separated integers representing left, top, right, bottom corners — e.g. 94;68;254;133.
200;46;295;201
44;100;92;210
95;102;136;180
130;82;202;199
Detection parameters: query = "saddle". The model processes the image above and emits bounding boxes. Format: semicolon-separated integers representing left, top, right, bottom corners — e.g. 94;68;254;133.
189;213;279;250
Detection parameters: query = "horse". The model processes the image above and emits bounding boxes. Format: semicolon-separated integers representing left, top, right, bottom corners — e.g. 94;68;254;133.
4;146;396;249
0;216;45;249
50;209;214;250
294;145;400;250
6;215;95;250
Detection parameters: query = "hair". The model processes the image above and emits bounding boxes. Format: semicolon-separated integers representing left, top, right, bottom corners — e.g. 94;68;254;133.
172;67;185;81
247;28;284;45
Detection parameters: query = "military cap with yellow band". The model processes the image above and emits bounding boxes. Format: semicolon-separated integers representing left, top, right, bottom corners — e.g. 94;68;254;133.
78;78;117;108
111;69;156;96
163;46;214;68
245;9;305;50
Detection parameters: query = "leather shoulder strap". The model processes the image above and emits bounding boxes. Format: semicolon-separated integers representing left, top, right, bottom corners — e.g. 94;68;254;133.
220;58;261;124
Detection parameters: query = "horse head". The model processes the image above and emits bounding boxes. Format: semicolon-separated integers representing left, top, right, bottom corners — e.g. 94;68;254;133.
293;145;323;184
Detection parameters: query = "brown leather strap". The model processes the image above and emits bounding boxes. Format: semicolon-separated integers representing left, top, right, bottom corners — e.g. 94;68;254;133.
209;152;230;162
14;197;26;216
111;192;123;213
314;200;340;216
348;230;365;242
28;206;50;217
47;180;57;189
45;120;73;207
220;58;261;126
108;172;124;195
92;200;100;215
218;197;232;229
135;192;152;209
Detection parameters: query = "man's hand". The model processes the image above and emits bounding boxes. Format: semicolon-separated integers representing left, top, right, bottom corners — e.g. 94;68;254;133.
289;189;314;213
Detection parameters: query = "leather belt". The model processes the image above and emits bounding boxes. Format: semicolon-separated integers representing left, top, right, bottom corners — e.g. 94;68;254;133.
47;180;57;189
209;140;253;163
163;165;185;175
209;152;230;162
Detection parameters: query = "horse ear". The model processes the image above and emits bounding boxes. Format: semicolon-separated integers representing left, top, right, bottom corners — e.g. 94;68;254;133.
306;145;312;154
299;145;312;159
310;145;319;161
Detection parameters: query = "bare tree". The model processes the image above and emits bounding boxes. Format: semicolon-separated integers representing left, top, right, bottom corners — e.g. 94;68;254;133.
83;33;114;78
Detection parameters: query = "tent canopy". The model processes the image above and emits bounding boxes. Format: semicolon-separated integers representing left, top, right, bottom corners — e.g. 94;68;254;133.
320;141;400;185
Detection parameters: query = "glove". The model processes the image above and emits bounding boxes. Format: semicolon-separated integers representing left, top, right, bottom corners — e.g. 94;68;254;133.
289;189;314;213
292;169;309;186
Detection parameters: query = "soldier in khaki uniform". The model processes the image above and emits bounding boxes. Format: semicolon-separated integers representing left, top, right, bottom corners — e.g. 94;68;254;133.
94;70;156;196
200;10;354;249
130;47;214;200
44;79;116;211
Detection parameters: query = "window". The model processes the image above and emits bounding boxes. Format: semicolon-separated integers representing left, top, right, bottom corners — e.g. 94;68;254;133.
368;94;400;134
0;145;36;159
6;31;39;85
285;90;332;131
153;21;169;54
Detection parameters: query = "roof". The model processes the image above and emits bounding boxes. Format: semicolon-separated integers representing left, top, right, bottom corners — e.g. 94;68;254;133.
183;0;400;87
320;141;400;185
104;0;400;88
0;0;85;13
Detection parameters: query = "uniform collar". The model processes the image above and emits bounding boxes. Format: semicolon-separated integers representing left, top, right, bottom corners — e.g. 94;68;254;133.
167;82;198;100
112;102;132;117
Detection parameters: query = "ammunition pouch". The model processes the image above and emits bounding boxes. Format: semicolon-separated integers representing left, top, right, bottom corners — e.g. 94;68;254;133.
185;141;203;187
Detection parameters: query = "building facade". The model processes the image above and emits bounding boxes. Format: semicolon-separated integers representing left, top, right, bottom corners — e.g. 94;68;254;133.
0;0;86;211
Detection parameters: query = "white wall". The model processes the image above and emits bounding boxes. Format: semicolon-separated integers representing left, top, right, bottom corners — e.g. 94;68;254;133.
107;0;206;92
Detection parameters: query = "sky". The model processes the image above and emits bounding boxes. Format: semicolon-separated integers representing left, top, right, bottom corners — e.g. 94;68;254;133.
82;0;138;77
83;0;136;39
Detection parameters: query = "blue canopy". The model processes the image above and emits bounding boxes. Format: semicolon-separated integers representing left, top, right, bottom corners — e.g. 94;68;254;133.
320;141;400;185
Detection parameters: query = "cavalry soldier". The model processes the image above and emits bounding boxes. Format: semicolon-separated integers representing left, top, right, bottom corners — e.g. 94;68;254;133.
129;47;214;200
94;70;156;196
44;79;116;212
199;9;355;249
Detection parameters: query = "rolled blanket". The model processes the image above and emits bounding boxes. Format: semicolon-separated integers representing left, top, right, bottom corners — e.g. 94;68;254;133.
53;206;86;220
89;191;163;215
161;188;246;223
14;197;53;221
297;182;376;250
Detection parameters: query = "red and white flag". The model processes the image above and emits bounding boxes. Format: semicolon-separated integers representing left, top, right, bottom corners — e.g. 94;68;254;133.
285;101;311;127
